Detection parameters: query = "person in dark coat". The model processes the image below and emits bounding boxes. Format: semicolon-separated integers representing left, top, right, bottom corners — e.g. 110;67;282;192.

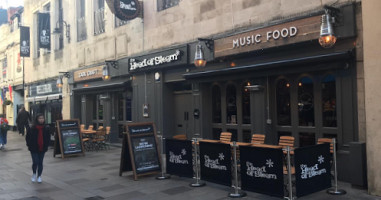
16;106;31;136
25;113;50;183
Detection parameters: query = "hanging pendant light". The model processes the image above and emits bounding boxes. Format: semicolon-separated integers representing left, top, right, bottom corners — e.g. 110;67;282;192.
194;42;206;67
56;76;63;88
102;65;111;81
319;9;337;48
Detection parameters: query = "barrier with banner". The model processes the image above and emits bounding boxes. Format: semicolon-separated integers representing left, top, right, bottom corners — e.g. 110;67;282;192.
239;146;284;198
199;142;232;186
294;143;332;197
165;139;193;178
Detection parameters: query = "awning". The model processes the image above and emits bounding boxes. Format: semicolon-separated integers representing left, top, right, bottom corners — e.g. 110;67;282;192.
72;80;128;93
184;51;353;79
27;94;62;102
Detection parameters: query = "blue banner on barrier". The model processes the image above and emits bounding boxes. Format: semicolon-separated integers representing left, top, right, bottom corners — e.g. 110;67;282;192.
165;139;193;178
199;142;232;186
239;146;284;198
295;143;332;197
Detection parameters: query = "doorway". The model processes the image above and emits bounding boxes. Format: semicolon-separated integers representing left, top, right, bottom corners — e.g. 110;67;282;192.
173;92;193;139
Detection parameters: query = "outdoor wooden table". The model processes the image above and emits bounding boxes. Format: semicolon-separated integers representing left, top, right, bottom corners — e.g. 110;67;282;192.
199;139;220;143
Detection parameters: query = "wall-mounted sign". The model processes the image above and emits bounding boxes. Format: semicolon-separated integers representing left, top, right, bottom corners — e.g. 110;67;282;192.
74;65;104;82
38;13;50;49
20;26;30;57
36;84;53;94
128;46;188;72
106;0;142;21
214;15;321;58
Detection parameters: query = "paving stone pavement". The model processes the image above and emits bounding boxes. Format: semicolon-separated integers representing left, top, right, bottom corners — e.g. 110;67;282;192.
0;131;380;200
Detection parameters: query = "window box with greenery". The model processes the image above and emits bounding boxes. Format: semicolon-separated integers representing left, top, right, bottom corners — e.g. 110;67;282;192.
4;99;12;106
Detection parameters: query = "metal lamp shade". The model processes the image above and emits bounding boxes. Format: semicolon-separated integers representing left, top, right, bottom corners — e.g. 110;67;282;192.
102;65;111;81
56;76;63;88
194;43;206;67
319;12;337;48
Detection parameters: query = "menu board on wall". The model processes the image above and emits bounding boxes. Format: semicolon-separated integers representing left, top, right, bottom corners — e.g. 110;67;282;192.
54;119;84;159
120;122;161;180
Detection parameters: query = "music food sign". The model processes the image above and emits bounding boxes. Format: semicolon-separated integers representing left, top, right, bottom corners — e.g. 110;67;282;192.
295;143;331;197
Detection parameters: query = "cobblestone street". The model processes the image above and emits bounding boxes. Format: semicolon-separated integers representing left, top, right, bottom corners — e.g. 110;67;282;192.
0;131;379;200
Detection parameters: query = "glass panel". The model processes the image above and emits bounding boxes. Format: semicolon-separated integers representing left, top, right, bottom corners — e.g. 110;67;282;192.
242;83;251;124
227;129;237;142
276;79;291;125
126;97;132;121
98;95;103;120
299;132;315;147
212;85;221;123
226;84;237;124
298;77;314;126
118;93;124;121
242;130;251;143
322;133;336;139
212;128;222;140
92;95;97;120
322;75;337;127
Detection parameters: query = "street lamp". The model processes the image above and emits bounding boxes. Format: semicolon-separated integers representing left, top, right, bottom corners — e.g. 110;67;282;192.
194;38;213;67
56;72;70;88
52;20;71;43
102;60;118;81
319;7;338;48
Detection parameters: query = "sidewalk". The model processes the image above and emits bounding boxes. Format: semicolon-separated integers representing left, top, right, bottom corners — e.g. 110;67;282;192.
0;131;379;200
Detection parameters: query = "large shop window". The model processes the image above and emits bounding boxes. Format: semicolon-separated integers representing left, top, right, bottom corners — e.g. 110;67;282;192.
212;85;221;123
276;79;291;126
298;76;314;127
226;84;237;124
322;75;337;127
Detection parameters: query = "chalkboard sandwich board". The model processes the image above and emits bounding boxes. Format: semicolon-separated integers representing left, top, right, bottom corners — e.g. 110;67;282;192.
54;119;85;159
119;122;162;180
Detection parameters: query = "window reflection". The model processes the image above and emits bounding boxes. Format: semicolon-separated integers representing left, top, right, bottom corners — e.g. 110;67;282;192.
298;77;314;126
212;85;221;123
276;79;291;125
226;84;237;124
242;82;251;124
298;77;315;126
322;75;337;127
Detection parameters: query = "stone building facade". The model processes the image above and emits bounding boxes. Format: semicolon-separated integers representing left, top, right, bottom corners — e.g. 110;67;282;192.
11;0;380;196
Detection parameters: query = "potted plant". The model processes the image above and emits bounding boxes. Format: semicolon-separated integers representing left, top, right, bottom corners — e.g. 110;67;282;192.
4;99;12;105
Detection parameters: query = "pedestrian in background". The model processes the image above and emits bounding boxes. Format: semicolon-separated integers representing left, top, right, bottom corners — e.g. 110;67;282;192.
16;106;31;136
0;115;8;150
25;113;50;183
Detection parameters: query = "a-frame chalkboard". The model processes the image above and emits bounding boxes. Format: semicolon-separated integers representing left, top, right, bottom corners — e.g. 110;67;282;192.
119;122;162;180
54;119;85;159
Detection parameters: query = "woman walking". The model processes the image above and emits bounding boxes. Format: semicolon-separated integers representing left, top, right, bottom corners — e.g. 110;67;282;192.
25;113;50;183
0;115;9;150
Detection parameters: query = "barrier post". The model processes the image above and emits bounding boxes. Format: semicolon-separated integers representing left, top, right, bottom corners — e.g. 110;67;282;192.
327;138;346;195
228;141;246;198
284;146;295;200
190;138;205;187
156;135;170;180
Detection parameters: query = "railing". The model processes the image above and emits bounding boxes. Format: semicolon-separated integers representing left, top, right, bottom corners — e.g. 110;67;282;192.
94;7;105;35
77;16;87;42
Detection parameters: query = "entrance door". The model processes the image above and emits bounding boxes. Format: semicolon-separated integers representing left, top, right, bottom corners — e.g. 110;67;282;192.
173;92;193;139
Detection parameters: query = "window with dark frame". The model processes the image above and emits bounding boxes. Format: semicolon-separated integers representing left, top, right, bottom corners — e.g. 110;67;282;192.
77;0;87;42
157;0;180;11
94;0;105;35
2;57;7;79
57;0;64;50
43;3;51;54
